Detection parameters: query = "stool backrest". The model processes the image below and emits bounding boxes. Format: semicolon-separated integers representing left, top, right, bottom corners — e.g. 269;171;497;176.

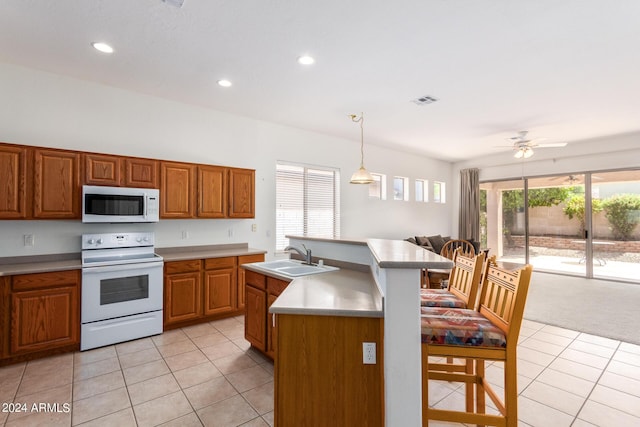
440;239;475;259
477;261;533;347
447;249;486;309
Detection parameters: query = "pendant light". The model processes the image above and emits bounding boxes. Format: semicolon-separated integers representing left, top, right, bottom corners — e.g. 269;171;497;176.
349;112;374;184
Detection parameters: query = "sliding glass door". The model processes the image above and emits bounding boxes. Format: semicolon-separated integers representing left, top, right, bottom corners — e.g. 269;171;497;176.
480;168;640;284
590;170;640;281
480;179;526;265
526;174;586;276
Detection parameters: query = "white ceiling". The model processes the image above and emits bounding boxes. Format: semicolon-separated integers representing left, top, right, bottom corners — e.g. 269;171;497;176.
1;0;639;162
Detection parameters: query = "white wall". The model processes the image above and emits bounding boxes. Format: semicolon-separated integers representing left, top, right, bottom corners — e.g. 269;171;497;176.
0;63;453;258
452;132;640;235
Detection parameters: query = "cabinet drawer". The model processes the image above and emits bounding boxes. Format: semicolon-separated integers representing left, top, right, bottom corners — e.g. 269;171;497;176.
204;257;236;270
267;277;290;296
238;254;265;266
245;270;266;290
11;270;80;291
164;260;202;274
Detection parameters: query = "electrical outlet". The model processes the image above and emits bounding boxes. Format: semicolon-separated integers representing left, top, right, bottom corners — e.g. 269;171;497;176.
24;234;35;246
251;224;257;232
363;342;376;364
228;228;234;237
181;231;189;239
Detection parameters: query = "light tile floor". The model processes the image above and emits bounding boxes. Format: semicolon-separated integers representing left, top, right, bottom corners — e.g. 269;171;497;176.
1;316;639;426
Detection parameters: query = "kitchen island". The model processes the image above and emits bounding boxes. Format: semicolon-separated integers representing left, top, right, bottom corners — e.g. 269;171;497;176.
247;236;453;427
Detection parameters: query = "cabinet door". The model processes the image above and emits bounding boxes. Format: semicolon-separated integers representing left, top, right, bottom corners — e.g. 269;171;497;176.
160;162;196;218
244;285;266;351
266;294;278;359
228;168;255;218
1;277;9;358
0;144;28;219
10;270;80;354
237;254;265;310
203;267;236;316
198;165;227;218
164;272;202;325
83;153;122;186
125;158;159;189
33;149;80;218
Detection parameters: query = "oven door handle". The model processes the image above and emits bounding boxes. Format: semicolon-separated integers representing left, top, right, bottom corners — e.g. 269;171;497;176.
82;261;164;274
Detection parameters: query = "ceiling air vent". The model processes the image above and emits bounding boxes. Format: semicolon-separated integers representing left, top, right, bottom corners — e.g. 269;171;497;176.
411;95;438;106
162;0;185;7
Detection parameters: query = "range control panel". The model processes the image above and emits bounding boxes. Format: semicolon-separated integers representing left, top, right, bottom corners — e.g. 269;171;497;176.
82;232;155;250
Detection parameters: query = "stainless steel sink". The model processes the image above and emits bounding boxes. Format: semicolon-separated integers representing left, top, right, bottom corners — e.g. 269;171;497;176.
251;259;339;277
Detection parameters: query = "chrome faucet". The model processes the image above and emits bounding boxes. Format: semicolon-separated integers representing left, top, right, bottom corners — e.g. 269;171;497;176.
284;245;313;265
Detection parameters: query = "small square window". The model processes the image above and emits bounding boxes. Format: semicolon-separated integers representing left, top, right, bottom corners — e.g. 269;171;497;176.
433;181;446;203
369;173;387;200
394;176;409;201
415;179;428;202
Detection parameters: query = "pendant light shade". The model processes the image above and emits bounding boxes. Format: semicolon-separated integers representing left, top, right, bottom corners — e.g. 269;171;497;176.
349;112;374;184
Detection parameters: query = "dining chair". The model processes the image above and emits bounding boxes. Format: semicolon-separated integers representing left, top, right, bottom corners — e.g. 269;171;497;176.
420;261;533;427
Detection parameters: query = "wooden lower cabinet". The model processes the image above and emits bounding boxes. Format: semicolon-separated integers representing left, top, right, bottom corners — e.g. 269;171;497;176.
237;254;265;310
275;314;385;427
243;271;290;358
244;284;267;350
164;254;263;329
8;270;80;356
203;257;236;316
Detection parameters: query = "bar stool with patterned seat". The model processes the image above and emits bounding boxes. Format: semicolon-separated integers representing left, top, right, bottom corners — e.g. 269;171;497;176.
420;248;489;310
421;261;533;427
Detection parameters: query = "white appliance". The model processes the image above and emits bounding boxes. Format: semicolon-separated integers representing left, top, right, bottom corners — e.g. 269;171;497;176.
81;232;164;351
82;185;160;223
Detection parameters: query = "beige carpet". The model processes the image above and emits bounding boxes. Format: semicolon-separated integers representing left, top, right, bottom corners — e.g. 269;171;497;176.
523;271;640;345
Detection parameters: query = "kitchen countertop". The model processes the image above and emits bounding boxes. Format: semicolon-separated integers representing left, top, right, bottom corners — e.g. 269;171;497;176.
367;238;454;269
243;263;383;318
0;244;266;276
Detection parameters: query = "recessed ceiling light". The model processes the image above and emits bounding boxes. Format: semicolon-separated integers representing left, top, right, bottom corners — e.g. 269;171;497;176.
297;55;315;65
91;42;114;54
217;79;232;87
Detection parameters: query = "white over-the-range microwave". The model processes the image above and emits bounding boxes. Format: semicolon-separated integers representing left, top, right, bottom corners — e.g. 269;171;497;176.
82;185;160;223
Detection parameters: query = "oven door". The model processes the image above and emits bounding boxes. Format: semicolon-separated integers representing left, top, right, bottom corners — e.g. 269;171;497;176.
81;261;163;323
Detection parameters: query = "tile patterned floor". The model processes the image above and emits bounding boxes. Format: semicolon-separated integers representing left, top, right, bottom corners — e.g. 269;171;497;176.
1;316;639;426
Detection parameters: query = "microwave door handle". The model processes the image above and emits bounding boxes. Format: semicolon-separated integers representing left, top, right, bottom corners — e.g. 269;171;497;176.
144;194;148;219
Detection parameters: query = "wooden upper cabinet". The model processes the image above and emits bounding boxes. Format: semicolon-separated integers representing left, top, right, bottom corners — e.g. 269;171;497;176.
125;158;159;189
33;149;80;219
198;165;227;218
160;161;196;218
228;168;255;218
84;153;121;186
0;144;29;219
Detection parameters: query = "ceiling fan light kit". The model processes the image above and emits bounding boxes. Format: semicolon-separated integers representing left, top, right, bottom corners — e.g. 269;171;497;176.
503;130;567;159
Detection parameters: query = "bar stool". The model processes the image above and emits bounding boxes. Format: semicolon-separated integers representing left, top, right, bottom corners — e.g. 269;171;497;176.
420;249;489;310
420;261;533;427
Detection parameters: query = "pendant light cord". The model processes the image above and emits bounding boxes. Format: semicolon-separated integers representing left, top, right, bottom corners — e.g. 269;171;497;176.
351;112;365;167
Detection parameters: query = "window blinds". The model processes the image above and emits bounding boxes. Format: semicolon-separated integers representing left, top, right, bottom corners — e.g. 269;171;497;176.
276;163;341;251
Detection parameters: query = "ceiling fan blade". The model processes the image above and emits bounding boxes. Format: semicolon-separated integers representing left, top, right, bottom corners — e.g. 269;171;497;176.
535;142;567;148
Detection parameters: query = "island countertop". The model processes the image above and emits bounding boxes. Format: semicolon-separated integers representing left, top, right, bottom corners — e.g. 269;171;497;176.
242;263;383;318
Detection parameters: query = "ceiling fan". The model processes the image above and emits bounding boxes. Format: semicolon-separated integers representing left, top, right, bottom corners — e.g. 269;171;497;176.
500;131;568;159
